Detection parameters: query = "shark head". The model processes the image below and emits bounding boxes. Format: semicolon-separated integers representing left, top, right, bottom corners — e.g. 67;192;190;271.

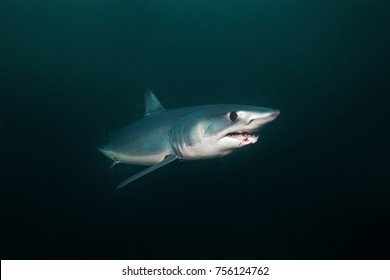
169;104;280;160
206;105;280;149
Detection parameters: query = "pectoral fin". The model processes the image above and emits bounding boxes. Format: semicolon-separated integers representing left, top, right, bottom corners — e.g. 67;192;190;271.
115;154;178;190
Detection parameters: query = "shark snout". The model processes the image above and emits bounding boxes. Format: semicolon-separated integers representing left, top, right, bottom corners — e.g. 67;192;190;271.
268;109;280;120
250;109;280;124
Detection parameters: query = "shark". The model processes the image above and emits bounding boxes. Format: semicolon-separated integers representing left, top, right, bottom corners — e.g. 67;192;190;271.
98;89;280;189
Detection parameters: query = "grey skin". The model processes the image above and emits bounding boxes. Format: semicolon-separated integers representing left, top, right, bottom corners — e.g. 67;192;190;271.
98;89;280;189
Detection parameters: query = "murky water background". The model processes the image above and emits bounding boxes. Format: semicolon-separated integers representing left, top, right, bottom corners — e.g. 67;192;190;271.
1;0;388;259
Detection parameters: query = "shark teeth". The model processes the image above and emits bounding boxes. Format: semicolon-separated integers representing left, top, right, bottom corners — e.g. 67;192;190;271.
226;131;258;143
226;131;252;136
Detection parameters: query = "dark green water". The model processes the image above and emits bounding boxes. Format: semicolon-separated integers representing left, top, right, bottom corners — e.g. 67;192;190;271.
1;0;388;259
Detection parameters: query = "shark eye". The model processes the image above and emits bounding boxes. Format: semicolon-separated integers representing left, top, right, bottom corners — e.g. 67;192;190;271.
229;111;238;121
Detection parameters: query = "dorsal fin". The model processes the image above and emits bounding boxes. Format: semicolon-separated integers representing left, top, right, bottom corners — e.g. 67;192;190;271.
144;88;165;117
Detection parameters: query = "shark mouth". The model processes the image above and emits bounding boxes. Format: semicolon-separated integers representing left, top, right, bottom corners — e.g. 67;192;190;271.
226;131;259;144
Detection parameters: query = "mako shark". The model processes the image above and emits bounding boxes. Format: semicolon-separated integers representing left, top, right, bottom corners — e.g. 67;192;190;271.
98;89;279;189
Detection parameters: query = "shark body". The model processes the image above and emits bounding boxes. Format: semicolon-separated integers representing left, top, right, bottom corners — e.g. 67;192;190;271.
98;89;279;189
